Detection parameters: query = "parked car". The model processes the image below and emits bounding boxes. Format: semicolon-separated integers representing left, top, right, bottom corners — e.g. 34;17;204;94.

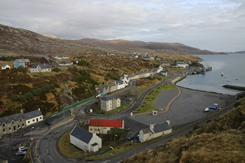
15;150;27;156
127;135;134;140
19;146;28;151
204;107;210;112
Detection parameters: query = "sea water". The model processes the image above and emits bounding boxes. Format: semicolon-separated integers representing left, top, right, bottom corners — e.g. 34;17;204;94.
176;53;245;95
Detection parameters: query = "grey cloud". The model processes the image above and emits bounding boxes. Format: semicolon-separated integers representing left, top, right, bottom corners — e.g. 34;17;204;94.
0;0;244;52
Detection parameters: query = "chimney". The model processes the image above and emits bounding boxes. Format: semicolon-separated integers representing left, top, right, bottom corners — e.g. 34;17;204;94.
38;108;40;111
166;119;170;125
150;123;154;132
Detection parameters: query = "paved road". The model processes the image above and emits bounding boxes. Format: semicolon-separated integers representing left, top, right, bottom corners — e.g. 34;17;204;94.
0;70;236;163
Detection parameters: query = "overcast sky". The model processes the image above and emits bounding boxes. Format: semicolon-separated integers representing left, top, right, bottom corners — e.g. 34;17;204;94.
0;0;244;52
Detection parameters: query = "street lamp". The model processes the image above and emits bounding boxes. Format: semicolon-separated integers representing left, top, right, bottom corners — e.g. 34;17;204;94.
31;127;34;141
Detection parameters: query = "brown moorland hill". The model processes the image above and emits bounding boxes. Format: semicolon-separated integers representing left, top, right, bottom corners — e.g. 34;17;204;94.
0;24;215;56
124;99;245;163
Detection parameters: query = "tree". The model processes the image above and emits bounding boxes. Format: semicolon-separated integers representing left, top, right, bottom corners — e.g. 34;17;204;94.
17;95;26;102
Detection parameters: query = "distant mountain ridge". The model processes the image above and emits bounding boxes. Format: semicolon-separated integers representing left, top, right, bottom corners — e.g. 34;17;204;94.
0;24;215;56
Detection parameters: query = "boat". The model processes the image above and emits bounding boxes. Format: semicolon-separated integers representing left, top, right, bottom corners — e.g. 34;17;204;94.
221;73;224;76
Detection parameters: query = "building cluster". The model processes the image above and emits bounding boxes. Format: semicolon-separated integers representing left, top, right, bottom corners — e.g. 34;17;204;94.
70;119;124;152
1;56;73;73
96;65;164;97
0;109;43;136
139;120;172;143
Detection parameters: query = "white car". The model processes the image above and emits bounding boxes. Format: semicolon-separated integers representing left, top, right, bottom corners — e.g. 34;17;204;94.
19;146;28;151
204;107;210;112
15;150;27;156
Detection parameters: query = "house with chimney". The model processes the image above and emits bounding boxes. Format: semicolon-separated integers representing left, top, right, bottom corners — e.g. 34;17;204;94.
138;120;172;143
89;119;124;134
99;96;121;111
28;64;51;73
70;125;102;152
24;109;43;126
0;112;26;136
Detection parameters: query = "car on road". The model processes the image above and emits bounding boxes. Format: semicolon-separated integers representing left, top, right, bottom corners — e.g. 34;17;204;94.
127;135;134;140
204;107;210;112
18;146;28;151
15;150;27;156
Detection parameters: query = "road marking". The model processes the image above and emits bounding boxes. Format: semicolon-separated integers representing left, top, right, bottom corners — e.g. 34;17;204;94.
48;155;53;161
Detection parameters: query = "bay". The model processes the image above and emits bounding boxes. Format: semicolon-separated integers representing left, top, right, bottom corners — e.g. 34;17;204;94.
176;54;245;95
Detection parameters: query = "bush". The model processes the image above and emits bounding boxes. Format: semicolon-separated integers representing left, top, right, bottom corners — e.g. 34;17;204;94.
234;102;242;108
10;95;18;101
32;88;42;96
17;95;26;102
52;67;61;72
42;85;50;93
24;92;33;101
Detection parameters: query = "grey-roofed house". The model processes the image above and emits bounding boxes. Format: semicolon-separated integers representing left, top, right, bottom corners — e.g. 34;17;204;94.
14;58;31;68
0;112;26;136
58;60;73;67
139;120;172;143
99;96;121;111
70;125;102;152
28;64;51;73
1;64;11;70
24;109;43;126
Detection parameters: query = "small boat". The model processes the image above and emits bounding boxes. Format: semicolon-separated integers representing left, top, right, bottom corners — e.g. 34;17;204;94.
221;73;224;76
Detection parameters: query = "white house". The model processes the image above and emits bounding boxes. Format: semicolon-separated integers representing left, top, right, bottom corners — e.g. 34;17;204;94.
28;64;51;73
24;109;43;126
58;60;73;67
176;63;189;68
139;120;172;143
99;96;121;111
115;80;126;90
89;119;124;134
1;64;11;70
70;125;102;152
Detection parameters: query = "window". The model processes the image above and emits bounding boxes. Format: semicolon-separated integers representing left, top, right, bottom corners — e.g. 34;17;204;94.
90;129;92;131
3;129;5;132
12;120;14;124
2;123;5;127
18;125;20;128
9;127;11;131
40;117;42;120
33;119;35;122
22;123;25;126
19;118;22;122
28;121;30;124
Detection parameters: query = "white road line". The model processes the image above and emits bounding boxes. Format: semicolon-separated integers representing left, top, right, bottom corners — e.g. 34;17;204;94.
48;155;53;161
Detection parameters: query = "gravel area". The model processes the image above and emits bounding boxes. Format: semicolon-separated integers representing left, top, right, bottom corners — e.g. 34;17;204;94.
130;87;231;127
153;90;178;109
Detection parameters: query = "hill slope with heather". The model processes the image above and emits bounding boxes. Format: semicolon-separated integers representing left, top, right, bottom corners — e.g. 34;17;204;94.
124;99;245;163
0;24;215;56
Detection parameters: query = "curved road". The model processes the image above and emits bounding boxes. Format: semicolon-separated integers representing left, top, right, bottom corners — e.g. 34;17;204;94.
30;71;234;163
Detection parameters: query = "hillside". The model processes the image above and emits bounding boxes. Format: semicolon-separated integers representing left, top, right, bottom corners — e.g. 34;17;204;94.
124;99;245;163
0;24;214;56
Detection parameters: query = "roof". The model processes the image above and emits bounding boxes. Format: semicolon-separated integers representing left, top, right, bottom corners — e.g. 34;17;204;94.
89;119;124;128
153;123;171;133
24;109;42;120
0;113;24;124
31;64;51;69
70;125;93;143
100;96;117;101
16;59;30;63
60;60;72;64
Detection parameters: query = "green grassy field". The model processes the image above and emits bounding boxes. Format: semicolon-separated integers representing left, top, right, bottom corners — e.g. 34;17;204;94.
135;83;178;114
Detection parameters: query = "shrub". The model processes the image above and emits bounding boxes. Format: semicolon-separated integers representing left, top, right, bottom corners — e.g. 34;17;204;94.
234;102;242;108
24;92;33;101
32;88;42;96
10;95;18;101
42;85;50;93
52;67;61;72
17;95;26;102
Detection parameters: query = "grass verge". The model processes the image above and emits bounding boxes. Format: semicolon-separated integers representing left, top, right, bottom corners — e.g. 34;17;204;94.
135;83;178;114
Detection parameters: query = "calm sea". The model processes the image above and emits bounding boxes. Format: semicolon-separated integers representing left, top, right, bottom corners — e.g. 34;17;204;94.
177;54;245;95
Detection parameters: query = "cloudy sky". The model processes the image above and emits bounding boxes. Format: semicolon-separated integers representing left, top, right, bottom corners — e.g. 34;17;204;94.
0;0;244;52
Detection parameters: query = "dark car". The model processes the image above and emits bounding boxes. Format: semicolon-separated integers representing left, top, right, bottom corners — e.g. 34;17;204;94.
127;135;134;140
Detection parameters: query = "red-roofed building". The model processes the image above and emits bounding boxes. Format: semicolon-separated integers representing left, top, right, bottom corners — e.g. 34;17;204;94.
89;119;124;134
